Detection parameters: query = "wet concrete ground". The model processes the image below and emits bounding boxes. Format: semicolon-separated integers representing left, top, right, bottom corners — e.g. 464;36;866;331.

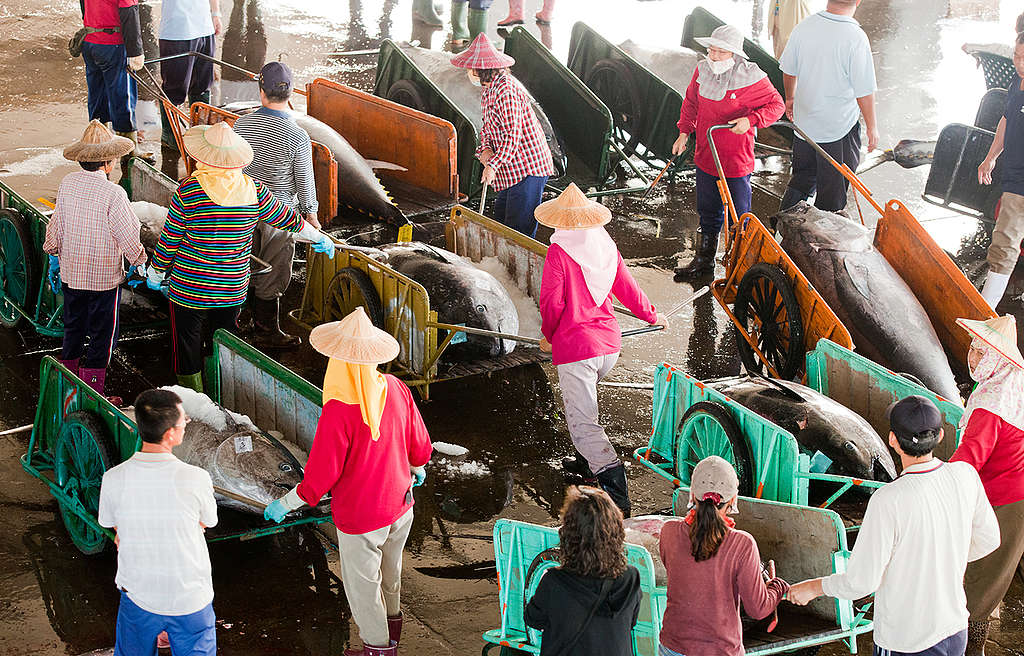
2;0;1024;654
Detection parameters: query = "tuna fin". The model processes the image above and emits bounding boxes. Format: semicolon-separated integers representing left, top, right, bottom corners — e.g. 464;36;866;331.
843;256;873;300
365;159;409;172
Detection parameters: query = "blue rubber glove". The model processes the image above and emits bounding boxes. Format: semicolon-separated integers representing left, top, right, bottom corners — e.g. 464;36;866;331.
411;466;426;488
48;255;61;294
126;263;147;288
146;267;167;293
310;232;336;259
264;498;289;523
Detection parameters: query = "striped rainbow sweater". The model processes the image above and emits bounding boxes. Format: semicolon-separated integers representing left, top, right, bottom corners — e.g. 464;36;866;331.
152;177;304;309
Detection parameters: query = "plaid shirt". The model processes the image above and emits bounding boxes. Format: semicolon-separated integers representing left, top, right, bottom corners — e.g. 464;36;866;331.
43;169;146;291
477;71;555;191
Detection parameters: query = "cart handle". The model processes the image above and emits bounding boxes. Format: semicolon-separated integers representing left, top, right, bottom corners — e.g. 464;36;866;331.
706;124;741;230
142;51;309;98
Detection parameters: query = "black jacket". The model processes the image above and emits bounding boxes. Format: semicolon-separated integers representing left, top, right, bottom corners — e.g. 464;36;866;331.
524;566;642;656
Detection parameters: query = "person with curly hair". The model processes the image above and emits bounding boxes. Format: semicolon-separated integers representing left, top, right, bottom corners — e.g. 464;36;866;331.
525;486;641;656
659;456;789;656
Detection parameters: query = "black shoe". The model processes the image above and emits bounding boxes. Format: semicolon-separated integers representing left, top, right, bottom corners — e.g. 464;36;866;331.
561;454;595;479
595;464;631;518
251;297;301;349
674;232;719;281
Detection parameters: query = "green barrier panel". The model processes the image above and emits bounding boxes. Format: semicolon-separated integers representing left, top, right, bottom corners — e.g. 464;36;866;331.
373;40;483;198
503;26;614;184
566;22;684;163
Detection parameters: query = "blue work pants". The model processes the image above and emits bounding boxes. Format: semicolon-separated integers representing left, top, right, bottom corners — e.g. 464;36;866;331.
695;166;751;236
114;591;216;656
82;41;137;133
494;175;548;238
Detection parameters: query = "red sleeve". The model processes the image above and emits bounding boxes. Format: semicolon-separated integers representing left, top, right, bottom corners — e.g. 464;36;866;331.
539;246;567;342
734;532;789;620
743;78;785;129
951;408;1002;472
296;402;350;506
677;68;700;134
610;253;657;323
399;382;433;467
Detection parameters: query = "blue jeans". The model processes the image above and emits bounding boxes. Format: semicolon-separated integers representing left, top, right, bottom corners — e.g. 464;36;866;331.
494;175;548;238
659;643;685;656
695;166;751;235
82;41;137;133
114;590;216;656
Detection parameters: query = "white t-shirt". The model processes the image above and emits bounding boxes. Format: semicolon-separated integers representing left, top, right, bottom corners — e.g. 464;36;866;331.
821;460;999;653
98;452;218;616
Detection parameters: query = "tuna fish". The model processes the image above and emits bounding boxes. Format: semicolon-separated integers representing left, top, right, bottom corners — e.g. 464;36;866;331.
378;242;520;361
707;375;897;483
773;202;960;402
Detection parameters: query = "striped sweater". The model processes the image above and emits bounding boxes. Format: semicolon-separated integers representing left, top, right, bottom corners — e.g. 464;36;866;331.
152;177;304;309
233;107;318;214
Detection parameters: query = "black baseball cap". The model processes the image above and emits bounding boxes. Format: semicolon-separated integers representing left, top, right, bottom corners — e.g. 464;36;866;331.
259;62;292;94
887;395;943;442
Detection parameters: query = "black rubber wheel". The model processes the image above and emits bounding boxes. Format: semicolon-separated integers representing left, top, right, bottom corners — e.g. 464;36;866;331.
734;263;805;380
674;401;754;497
0;208;39;328
387;79;429;113
53;411;115;555
323;267;385;328
522;546;561;626
585;58;644;156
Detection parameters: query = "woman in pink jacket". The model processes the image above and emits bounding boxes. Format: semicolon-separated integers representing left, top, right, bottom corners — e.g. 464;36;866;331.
538;184;665;516
672;24;785;280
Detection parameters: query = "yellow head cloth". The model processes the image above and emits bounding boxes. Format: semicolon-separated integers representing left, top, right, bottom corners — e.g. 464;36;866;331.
322;358;389;441
193;161;257;206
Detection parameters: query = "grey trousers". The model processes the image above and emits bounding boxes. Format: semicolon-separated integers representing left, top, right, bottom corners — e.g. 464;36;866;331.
556;352;620;474
251;221;296;300
336;508;414;648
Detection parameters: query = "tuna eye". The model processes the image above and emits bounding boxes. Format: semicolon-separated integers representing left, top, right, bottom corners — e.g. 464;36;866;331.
476;304;487;313
279;463;293;472
844;443;855;451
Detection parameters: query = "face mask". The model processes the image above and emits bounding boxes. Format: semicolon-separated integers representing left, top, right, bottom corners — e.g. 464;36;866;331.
467;70;482;87
705;55;734;75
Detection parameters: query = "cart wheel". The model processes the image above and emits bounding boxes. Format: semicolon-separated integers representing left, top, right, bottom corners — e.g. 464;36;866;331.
734;263;805;380
522;547;561;638
386;79;428;112
674;401;754;496
585;58;645;156
0;208;39;328
53;411;115;555
323;267;385;328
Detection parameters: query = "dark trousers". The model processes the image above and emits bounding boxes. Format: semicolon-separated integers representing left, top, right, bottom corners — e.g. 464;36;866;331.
453;0;493;8
159;35;216;106
82;41;138;133
114;591;216;656
61;286;120;369
780;123;862;213
494;175;548;238
169;303;240;376
696;167;751;235
872;630;967;656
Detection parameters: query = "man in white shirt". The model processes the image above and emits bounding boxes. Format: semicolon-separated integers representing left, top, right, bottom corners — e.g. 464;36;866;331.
158;0;222;148
98;388;219;656
787;395;1000;656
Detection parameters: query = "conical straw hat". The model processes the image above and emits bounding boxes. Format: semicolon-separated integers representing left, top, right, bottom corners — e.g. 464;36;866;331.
957;315;1024;369
63;120;134;162
534;183;611;229
181;122;254;169
309;307;400;365
450;33;515;69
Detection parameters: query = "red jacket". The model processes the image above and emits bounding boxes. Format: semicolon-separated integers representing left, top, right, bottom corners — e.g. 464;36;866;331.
951;408;1024;507
297;375;433;534
677;69;785;178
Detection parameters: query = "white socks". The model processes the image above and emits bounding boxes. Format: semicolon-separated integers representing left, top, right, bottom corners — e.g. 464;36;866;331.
981;271;1010;309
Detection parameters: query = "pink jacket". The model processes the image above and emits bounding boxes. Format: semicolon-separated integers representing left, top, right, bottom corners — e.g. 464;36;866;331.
540;244;657;366
297;375;433;534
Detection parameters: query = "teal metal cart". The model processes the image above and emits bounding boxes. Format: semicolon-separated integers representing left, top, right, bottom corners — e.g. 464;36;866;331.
483;491;873;655
21;329;333;555
634;339;965;508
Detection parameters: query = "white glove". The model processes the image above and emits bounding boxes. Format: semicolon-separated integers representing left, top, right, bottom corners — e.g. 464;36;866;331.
128;55;145;71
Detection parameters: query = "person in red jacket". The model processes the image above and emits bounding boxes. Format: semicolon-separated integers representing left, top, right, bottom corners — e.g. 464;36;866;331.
951;315;1024;656
671;24;785;280
264;307;433;656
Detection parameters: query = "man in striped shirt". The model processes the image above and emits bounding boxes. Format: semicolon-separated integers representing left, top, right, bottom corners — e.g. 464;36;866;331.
233;62;318;349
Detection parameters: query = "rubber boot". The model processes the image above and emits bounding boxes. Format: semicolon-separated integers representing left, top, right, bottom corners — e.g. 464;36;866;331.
966;620;989;656
498;0;524;26
535;0;556;24
413;0;444;26
116;131;156;167
468;7;488;41
176;372;204;393
674;232;718;281
188;89;211;108
80;367;124;406
451;1;470;45
387;613;403;645
159;103;178;150
251;297;301;349
59;358;80;378
595;463;631;518
981;271;1010;309
561;451;595;479
344;641;397;656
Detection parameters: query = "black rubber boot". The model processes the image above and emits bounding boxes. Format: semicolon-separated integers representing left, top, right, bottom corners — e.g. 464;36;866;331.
188;89;211;107
674;232;718;281
966;620;989;656
251;297;301;349
561;451;595;479
595;464;631;518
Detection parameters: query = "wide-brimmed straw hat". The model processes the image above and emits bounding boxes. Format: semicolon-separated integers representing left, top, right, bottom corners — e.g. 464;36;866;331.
695;24;748;59
450;33;515;70
309;307;400;365
63;120;134;162
957;315;1024;369
182;122;254;169
534;183;611;230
